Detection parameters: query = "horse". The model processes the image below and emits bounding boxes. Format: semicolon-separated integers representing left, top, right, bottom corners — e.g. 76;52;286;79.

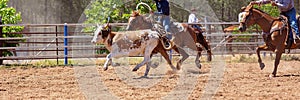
126;11;212;70
238;5;300;77
223;25;239;56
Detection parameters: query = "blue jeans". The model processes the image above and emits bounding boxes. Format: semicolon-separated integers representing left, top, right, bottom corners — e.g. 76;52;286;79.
157;15;171;39
282;8;299;40
192;25;202;31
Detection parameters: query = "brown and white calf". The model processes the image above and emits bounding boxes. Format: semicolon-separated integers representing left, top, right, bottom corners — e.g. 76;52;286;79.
91;24;176;76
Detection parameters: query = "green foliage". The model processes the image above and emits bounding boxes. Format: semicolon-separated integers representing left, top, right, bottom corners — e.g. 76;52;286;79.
84;0;156;54
0;0;23;57
280;55;300;61
229;55;257;63
254;4;280;17
84;0;156;31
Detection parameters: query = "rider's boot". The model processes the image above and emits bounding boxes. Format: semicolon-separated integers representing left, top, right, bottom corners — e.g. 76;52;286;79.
286;39;293;49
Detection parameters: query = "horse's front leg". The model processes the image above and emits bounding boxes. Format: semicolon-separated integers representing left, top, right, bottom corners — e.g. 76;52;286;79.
103;53;112;71
256;45;268;70
158;47;176;71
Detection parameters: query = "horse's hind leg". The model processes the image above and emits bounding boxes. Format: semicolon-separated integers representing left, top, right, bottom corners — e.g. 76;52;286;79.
173;46;189;70
206;43;212;62
197;34;212;61
270;48;284;77
195;47;203;69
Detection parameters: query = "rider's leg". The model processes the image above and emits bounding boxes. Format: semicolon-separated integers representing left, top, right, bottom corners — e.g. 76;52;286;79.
193;25;203;47
162;15;171;39
286;8;300;39
287;28;293;48
194;25;202;33
162;15;172;59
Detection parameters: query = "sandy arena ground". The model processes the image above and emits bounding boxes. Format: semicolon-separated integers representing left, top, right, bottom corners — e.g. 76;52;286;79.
0;57;300;99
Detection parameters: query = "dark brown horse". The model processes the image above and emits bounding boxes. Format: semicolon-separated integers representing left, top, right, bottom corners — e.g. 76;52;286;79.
126;11;212;70
238;5;300;77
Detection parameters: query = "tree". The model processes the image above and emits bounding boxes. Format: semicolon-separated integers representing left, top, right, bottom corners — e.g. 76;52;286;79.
0;0;23;64
84;0;156;54
84;0;156;32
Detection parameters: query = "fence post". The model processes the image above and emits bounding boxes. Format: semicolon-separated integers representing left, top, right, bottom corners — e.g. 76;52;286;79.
0;16;2;65
64;23;68;65
55;25;58;65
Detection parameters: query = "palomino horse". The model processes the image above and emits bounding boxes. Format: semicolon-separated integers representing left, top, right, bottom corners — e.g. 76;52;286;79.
238;5;300;77
126;11;212;70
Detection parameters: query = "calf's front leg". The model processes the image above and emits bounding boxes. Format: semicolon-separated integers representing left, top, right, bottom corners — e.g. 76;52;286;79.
103;53;112;71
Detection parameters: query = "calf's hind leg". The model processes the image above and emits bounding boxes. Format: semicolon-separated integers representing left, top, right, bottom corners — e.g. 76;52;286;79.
132;43;157;76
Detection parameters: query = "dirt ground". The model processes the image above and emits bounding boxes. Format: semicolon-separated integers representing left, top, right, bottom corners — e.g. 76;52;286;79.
0;58;300;99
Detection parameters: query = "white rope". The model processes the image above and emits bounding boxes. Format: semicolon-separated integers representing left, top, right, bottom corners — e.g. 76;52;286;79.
136;2;152;12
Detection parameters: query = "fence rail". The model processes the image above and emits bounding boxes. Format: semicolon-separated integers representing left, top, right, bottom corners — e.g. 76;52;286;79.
0;22;298;65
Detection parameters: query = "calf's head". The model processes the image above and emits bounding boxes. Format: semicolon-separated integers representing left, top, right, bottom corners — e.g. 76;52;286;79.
91;24;111;44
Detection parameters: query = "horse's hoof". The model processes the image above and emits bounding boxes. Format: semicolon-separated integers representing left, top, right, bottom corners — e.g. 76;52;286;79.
196;64;202;69
176;62;182;70
207;57;212;62
207;56;212;62
141;75;148;78
195;61;201;69
269;74;276;78
259;63;265;70
176;65;181;70
132;67;139;72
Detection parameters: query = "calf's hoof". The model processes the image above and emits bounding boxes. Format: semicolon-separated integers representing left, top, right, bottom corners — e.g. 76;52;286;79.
103;67;108;71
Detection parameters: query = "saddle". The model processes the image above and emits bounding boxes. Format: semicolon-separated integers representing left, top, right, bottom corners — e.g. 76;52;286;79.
267;15;300;53
262;16;289;52
151;24;171;46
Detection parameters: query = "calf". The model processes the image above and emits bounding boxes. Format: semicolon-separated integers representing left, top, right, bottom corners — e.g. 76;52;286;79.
91;24;176;76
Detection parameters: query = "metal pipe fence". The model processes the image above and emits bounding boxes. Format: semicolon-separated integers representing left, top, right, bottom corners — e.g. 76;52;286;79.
0;22;299;65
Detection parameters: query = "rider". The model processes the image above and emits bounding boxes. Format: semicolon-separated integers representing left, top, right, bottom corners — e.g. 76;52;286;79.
188;8;203;33
188;8;204;47
152;0;171;40
250;0;300;46
152;0;172;58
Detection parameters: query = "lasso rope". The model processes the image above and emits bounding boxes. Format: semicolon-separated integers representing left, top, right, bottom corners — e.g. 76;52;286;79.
136;1;152;12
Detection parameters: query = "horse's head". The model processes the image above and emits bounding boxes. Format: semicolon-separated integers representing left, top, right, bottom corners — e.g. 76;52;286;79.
126;11;153;31
238;5;256;32
91;23;111;44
